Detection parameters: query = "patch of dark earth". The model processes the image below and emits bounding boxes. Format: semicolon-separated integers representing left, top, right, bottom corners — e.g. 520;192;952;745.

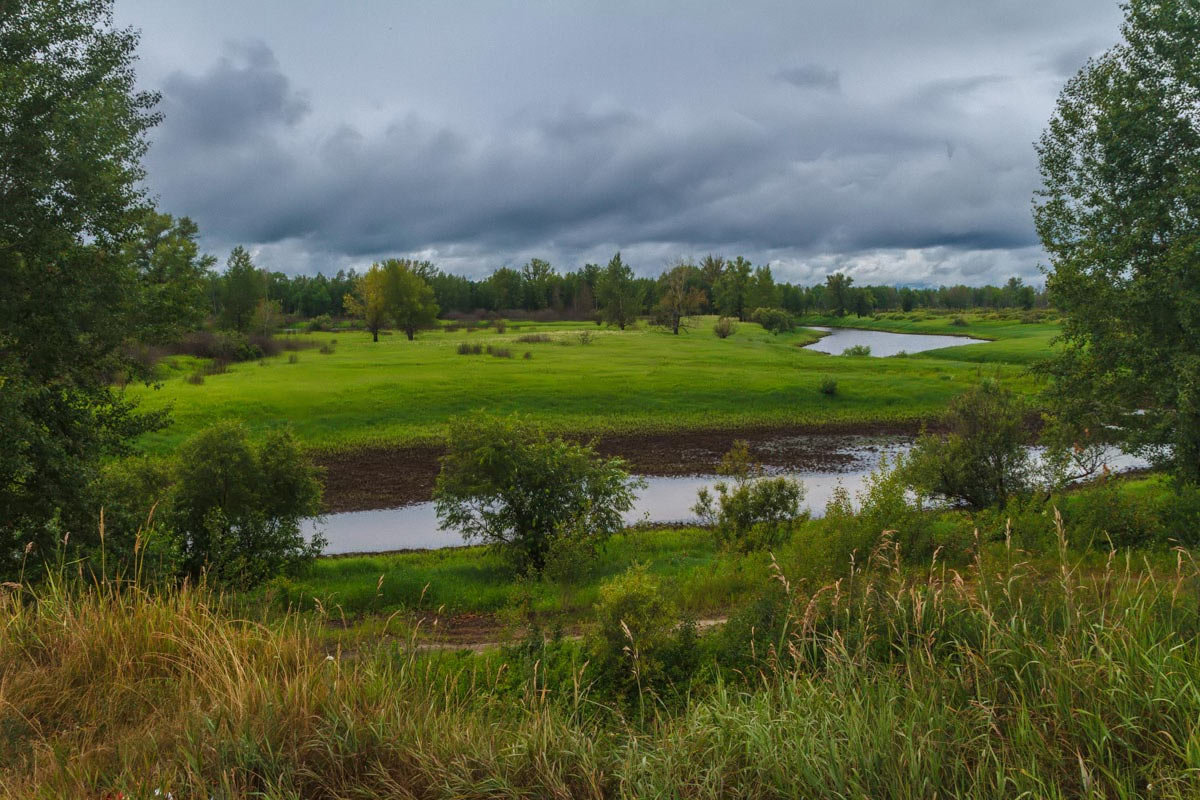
314;420;940;514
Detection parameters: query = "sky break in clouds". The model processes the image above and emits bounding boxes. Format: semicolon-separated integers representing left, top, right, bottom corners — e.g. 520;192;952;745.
115;0;1126;286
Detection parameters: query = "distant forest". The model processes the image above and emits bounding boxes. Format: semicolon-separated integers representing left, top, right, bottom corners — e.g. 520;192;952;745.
230;253;1045;322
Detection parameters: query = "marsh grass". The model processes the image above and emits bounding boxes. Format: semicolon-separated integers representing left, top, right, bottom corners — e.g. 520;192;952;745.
6;507;1200;797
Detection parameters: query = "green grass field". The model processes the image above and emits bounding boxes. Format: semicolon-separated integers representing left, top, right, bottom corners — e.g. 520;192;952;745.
129;312;1049;455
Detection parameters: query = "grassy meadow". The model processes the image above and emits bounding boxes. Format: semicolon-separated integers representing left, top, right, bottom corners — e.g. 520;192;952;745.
127;312;1047;455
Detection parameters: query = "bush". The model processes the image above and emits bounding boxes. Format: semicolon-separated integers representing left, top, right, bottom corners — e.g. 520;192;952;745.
456;342;483;355
287;353;299;364
819;377;838;396
318;340;336;355
170;422;324;587
90;457;181;580
433;412;644;572
692;441;807;550
486;346;512;358
589;565;696;705
495;319;507;334
185;371;204;385
306;314;333;332
902;380;1031;509
751;307;794;334
515;333;552;344
523;351;532;360
577;331;594;345
950;315;968;326
842;344;871;356
713;317;736;339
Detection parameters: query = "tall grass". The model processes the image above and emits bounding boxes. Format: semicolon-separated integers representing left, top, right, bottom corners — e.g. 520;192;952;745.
5;520;1200;797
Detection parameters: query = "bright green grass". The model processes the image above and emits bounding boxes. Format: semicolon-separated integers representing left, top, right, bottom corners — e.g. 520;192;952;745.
129;314;1046;455
267;526;770;619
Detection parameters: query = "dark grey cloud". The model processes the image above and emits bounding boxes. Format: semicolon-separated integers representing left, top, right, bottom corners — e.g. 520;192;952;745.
123;0;1128;286
775;64;840;92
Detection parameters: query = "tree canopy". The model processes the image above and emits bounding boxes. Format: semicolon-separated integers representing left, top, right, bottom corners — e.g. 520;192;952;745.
1035;0;1200;483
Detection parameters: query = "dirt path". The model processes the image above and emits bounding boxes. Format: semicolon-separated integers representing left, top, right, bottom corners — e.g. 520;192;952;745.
315;421;932;513
408;614;730;653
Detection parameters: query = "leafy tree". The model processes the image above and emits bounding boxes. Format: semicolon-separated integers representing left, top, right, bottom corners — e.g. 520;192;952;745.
433;412;643;572
744;265;780;312
655;262;705;334
1035;0;1200;483
713;256;753;320
851;287;875;317
122;211;215;345
596;252;642;330
171;422;324;586
382;258;439;340
345;264;389;342
1;0;166;573
824;273;853;316
250;297;284;338
220;247;266;332
903;381;1031;509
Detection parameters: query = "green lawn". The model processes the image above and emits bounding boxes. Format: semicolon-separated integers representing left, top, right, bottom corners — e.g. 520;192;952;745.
128;313;1049;455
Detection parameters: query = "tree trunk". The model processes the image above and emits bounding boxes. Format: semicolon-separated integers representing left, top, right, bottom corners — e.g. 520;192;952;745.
372;329;379;342
406;329;415;341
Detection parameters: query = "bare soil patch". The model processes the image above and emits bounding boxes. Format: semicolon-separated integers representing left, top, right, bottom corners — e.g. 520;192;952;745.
314;420;934;513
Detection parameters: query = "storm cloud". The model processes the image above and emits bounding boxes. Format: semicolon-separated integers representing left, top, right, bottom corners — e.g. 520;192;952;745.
121;0;1126;284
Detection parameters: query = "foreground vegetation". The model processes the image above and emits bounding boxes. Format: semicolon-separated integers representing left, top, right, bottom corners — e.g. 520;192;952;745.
6;490;1200;798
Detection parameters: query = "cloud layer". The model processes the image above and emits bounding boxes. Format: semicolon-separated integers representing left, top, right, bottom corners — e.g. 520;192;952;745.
125;0;1125;284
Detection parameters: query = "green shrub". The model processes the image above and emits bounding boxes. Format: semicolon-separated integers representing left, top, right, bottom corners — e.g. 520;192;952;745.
713;316;736;338
515;333;551;343
170;422;324;587
842;344;871;356
693;441;807;550
950;315;968;326
902;380;1031;509
819;377;838;396
589;565;697;705
433;412;643;572
306;314;333;332
751;307;794;334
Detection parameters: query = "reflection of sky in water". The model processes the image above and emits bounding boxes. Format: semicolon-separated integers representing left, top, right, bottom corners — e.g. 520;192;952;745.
803;326;988;357
307;442;1149;556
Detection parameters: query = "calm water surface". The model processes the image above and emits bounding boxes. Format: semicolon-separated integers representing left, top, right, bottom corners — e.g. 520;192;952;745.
803;326;989;357
307;440;1148;555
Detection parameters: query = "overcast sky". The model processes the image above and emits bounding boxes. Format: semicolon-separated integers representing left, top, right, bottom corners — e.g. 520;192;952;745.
113;1;1124;285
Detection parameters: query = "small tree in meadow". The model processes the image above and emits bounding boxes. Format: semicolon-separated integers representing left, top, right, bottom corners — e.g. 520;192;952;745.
383;258;439;340
433;412;643;572
344;265;389;342
654;262;705;335
596;252;642;330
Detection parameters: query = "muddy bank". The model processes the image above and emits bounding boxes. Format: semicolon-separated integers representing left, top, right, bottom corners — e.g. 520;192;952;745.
314;420;933;513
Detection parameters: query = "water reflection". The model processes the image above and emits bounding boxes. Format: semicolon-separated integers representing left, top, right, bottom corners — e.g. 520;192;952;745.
803;326;988;357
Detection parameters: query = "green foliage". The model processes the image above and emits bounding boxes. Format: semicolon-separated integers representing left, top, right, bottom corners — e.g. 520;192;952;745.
693;441;807;550
654;262;704;334
841;344;871;356
819;376;838;396
750;307;794;334
589;564;697;704
121;211;215;347
713;256;753;320
0;0;169;575
219;247;266;332
596;252;642;330
383;258;440;340
433;412;643;572
712;316;736;339
170;422;324;586
903;380;1031;508
1035;0;1200;484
